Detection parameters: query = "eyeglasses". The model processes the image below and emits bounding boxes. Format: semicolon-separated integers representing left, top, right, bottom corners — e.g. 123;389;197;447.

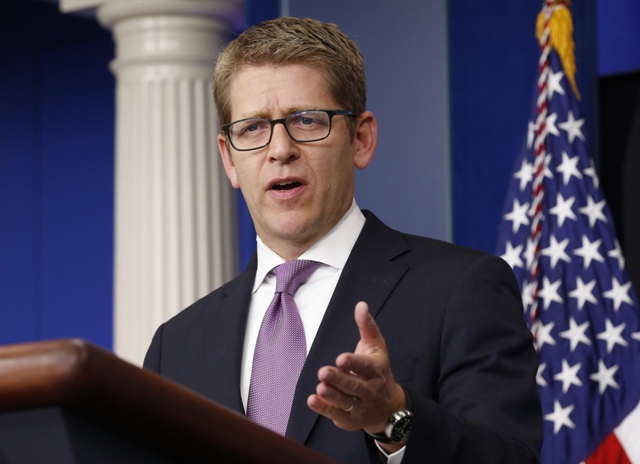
221;109;355;152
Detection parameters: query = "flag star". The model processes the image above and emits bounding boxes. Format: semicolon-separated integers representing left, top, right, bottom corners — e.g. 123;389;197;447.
556;151;583;185
504;199;530;233
513;159;533;191
596;319;628;353
535;320;557;351
573;235;604;269
568;276;598;310
584;157;599;188
607;239;626;270
541;235;571;269
545;112;560;137
603;277;634;311
501;241;524;269
537;363;548;387
549;193;577;227
544;400;576;434
558;110;586;144
547;69;565;99
560;318;592;351
538;276;564;310
553;358;583;393
589;360;620;394
522;280;535;311
524;238;536;271
543;153;554;179
578;196;608;228
527;121;536;149
632;332;640;342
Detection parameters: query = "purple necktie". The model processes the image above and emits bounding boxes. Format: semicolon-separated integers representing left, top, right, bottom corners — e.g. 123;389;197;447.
247;259;320;435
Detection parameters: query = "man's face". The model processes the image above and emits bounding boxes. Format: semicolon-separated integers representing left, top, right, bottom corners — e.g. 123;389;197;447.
218;63;375;259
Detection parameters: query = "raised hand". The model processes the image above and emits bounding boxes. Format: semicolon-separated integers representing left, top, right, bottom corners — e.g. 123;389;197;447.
307;301;406;440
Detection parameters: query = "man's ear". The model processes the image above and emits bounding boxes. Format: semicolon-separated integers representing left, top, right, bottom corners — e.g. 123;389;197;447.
218;133;240;189
353;111;378;170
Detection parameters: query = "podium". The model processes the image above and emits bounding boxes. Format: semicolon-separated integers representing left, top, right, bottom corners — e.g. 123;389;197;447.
0;339;336;463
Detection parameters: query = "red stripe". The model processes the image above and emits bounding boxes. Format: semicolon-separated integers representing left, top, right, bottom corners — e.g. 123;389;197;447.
585;433;632;464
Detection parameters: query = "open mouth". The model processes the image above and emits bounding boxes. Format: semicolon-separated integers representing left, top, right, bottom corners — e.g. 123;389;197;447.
272;181;302;191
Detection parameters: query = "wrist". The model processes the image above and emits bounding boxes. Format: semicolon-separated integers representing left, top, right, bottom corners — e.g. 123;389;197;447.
364;383;406;435
364;386;413;445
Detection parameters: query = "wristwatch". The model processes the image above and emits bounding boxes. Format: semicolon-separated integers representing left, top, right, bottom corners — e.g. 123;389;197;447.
365;409;413;444
364;386;414;444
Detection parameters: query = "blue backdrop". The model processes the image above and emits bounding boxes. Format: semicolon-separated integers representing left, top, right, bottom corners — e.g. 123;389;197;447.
0;1;115;348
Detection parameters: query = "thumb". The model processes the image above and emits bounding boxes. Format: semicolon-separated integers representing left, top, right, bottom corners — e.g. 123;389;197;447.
354;301;385;350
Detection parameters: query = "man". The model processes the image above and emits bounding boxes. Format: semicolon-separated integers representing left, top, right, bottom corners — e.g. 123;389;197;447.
144;16;542;463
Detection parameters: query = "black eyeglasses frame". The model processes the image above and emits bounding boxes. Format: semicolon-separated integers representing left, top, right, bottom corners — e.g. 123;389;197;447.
220;109;356;152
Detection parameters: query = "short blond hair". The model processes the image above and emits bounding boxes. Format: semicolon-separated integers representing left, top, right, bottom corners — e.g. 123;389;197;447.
213;16;366;136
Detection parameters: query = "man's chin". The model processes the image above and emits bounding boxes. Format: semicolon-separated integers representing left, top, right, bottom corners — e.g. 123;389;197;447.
259;218;325;251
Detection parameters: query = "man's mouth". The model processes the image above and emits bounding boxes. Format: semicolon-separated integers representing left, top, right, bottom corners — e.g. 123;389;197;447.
272;181;302;191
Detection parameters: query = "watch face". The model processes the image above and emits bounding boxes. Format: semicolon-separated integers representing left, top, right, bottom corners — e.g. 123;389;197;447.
391;415;413;442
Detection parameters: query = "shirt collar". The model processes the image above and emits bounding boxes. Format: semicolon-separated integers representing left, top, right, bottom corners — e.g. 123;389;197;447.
252;199;366;293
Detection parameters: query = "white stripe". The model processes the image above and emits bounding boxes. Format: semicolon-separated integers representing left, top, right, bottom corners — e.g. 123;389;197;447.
615;400;640;463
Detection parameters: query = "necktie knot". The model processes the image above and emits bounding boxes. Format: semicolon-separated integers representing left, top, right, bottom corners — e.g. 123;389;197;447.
274;260;321;296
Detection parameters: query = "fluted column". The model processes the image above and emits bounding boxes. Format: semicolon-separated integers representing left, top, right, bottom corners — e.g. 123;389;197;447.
93;0;243;364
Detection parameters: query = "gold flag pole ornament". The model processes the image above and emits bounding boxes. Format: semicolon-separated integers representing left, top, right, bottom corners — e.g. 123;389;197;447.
536;0;581;99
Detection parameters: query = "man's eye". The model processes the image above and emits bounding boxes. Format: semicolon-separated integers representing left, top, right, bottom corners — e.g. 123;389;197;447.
290;113;324;128
235;120;268;136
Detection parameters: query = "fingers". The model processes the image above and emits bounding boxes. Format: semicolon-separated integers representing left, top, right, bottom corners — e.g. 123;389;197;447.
307;300;403;433
317;365;366;396
345;301;388;378
307;370;394;433
307;393;361;431
334;353;377;380
315;379;357;411
354;301;385;349
308;379;363;432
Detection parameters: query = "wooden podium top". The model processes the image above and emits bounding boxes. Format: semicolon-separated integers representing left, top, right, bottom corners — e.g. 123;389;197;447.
0;339;336;464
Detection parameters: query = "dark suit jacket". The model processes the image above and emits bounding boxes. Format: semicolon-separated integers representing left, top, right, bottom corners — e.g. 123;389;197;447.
144;211;542;463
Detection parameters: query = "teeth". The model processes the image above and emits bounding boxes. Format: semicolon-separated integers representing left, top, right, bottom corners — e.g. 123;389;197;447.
273;180;300;191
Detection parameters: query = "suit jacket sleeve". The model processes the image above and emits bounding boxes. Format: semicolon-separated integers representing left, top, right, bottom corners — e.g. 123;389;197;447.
395;253;542;463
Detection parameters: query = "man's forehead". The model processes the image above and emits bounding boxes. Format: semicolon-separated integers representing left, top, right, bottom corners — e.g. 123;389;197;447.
228;63;334;118
229;62;327;89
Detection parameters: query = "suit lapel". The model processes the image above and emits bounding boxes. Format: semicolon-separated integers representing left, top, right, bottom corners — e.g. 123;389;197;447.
203;254;257;414
286;212;410;443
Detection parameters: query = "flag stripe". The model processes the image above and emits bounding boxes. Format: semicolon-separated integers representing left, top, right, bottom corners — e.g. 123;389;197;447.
615;401;640;464
585;432;631;464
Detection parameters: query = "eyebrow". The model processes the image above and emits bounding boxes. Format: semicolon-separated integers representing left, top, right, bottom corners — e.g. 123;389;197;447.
235;107;321;120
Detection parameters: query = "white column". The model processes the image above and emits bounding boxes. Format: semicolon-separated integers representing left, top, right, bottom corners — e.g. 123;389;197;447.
89;0;243;365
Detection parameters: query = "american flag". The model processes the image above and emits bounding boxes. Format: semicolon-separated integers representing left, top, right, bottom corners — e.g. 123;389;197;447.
495;4;640;464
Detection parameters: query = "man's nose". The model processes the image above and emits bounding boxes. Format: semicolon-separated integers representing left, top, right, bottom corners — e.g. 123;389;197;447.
268;121;298;163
